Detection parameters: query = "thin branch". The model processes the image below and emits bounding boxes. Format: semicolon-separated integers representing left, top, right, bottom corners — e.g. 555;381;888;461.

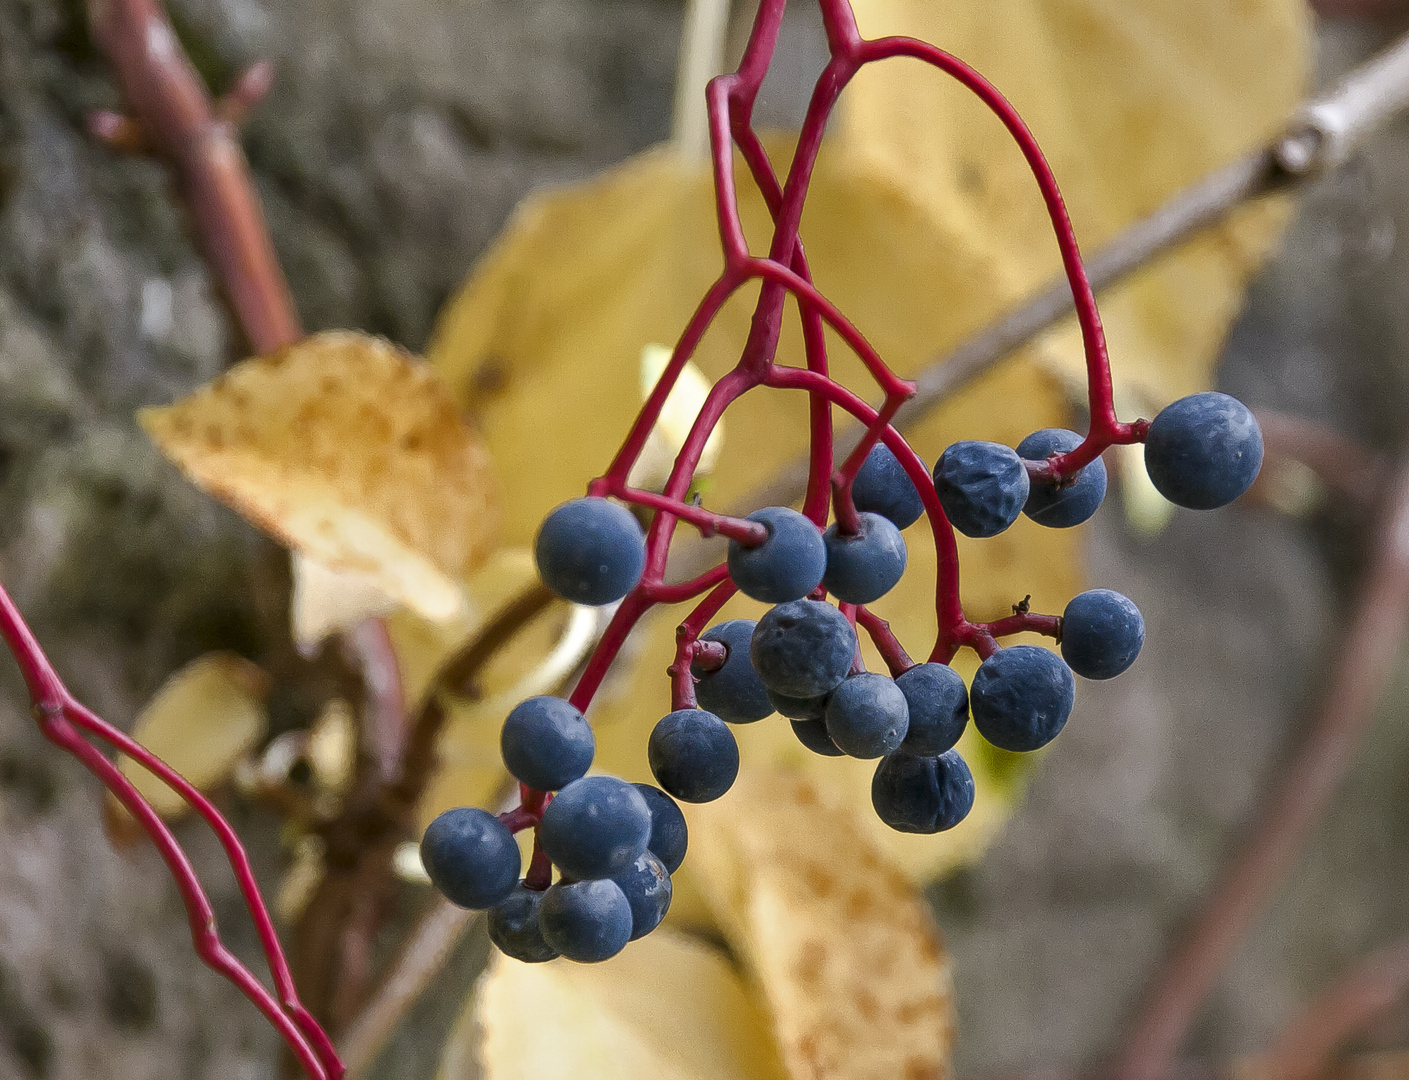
1115;462;1409;1079
1258;933;1409;1080
85;0;300;354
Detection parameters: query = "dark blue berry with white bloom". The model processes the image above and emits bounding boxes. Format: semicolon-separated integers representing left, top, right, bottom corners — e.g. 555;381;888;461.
895;662;969;756
612;851;672;940
647;709;739;803
538;879;634;963
500;696;595;792
632;783;688;874
1017;428;1108;528
726;506;827;603
535;497;645;605
750;599;856;699
692;620;772;724
1062;589;1145;680
852;442;925;529
1143;392;1263;510
872;749;976;833
970;645;1075;752
791;718;845;756
420;807;520;910
824;673;910;759
822;512;908;604
538;775;651;881
932;440;1030;538
767;687;830;721
487;884;559;963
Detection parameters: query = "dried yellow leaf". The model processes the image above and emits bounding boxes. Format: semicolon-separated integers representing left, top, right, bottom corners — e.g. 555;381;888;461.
290;553;399;654
842;0;1309;407
684;769;955;1080
447;929;788;1080
139;330;499;623
109;652;269;835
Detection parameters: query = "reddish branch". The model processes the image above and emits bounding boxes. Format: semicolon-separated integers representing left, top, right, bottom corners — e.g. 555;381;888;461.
86;0;300;354
1116;462;1409;1079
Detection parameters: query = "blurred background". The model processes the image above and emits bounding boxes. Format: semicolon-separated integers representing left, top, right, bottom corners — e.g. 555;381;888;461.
3;1;1409;1077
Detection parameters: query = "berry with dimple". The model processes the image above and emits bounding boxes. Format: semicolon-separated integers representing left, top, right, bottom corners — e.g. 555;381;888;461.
500;696;595;792
970;645;1075;752
692;620;772;724
750;599;857;698
647;709;739;803
852;443;925;529
1017;428;1107;528
538;775;651;880
767;687;830;721
632;783;688;874
537;879;634;963
487;883;559;963
420;807;520;910
1143;391;1263;509
932;441;1030;538
822;513;907;604
895;662;969;755
824;673;910;758
872;749;976;833
612;851;672;940
535;497;646;605
726;506;827;603
1062;589;1145;680
791;718;845;756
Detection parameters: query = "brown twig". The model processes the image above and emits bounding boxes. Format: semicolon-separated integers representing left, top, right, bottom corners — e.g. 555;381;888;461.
1257;934;1409;1080
1116;461;1409;1079
1253;409;1388;508
86;0;300;354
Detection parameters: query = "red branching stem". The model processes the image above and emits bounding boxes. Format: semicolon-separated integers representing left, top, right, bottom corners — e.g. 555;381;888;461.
832;393;908;534
979;612;1063;641
645;564;732;605
856;608;914;676
497;806;536;833
523;839;553;892
0;584;340;1080
596;484;767;545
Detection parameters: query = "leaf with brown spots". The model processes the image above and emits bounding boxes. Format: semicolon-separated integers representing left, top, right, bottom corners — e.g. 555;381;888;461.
683;769;955;1080
139;330;499;623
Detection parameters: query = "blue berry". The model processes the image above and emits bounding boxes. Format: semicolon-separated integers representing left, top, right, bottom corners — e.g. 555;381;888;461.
767;687;830;721
824;673;910;758
852;443;925;529
500;696;595;792
791;718;845;756
970;645;1075;752
726;506;827;603
1062;589;1145;680
420;807;520;910
932;441;1030;538
871;750;975;833
632;784;688;874
822;513;908;604
535;497;645;605
539;776;651;880
538;879;634;963
1017;428;1108;528
1144;392;1263;510
750;599;857;698
647;709;739;803
895;663;969;755
487;884;559;963
692;620;772;724
612;851;672;940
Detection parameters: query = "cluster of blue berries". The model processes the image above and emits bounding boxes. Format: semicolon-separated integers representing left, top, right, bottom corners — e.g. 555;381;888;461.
421;391;1261;963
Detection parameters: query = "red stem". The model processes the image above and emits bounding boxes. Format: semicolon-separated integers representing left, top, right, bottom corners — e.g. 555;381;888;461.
856;608;915;676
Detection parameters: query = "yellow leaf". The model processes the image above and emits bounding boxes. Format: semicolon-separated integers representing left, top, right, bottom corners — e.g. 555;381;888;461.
626;343;726;492
841;0;1310;407
139;330;499;623
290;553;399;654
109;652;269;834
682;769;955;1080
446;929;789;1080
